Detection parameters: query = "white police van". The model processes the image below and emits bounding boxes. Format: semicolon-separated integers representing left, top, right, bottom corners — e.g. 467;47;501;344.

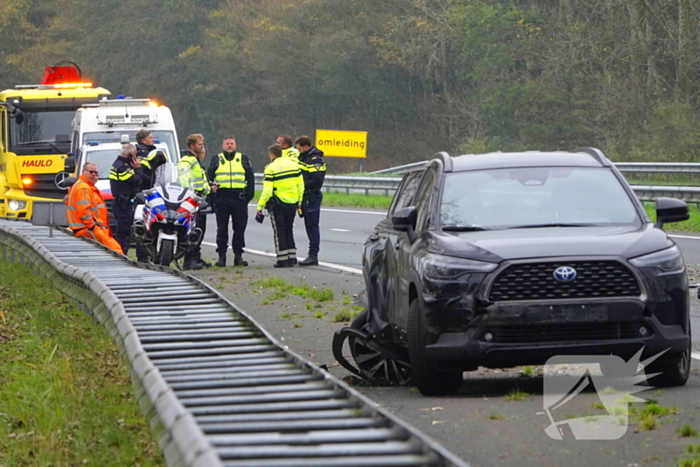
67;96;180;169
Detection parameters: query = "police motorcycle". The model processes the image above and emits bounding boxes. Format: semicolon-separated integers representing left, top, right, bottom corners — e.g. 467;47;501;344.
131;183;206;267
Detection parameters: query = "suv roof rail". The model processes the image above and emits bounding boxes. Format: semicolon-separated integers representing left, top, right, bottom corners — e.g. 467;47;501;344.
432;152;453;172
573;147;611;166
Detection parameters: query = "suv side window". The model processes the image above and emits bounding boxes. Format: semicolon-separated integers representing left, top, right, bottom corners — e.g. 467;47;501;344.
389;171;422;217
415;169;437;233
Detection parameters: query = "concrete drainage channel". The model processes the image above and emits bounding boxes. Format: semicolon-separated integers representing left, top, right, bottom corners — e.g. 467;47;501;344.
0;220;469;467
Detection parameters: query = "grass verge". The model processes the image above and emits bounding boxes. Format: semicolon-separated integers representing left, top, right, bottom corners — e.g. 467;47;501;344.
0;260;163;466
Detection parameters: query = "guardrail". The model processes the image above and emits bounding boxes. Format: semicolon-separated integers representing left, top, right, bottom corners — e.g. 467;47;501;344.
0;220;469;467
256;173;700;204
370;161;700;178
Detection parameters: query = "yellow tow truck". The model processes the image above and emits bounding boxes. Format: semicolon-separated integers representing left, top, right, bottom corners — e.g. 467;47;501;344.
0;61;110;220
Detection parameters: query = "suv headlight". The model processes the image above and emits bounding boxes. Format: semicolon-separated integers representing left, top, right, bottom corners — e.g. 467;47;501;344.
423;255;498;280
629;245;685;274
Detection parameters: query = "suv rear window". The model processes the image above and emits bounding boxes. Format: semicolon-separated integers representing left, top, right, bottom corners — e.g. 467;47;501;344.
440;167;640;230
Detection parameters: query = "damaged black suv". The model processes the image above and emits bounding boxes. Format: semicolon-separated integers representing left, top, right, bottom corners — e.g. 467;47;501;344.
333;148;692;395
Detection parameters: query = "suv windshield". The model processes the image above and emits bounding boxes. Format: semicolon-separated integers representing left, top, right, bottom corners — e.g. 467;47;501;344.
440;167;640;230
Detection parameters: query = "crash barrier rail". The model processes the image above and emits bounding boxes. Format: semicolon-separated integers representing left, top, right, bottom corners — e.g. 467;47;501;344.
0;219;469;467
370;161;700;178
254;174;403;196
256;173;700;204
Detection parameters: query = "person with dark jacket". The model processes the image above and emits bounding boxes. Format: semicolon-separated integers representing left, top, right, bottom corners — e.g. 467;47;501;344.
207;135;255;267
294;135;326;266
135;129;168;190
109;143;143;257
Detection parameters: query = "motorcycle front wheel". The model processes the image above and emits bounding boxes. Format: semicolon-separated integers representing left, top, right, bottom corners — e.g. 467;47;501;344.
159;239;175;267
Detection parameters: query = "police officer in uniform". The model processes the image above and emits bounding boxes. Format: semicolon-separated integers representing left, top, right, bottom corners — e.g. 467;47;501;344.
109;143;143;257
207;135;254;267
178;133;212;270
256;144;304;268
276;134;300;163
135;129;169;190
294;135;326;266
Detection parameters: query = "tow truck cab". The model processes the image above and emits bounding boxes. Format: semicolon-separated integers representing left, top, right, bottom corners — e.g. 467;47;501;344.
0;62;111;220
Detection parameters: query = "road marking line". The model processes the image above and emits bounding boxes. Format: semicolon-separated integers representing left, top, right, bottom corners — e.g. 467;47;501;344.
692;352;700;361
202;242;363;274
331;229;351;232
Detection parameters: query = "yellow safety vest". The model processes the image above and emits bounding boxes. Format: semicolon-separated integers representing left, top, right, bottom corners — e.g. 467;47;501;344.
257;157;304;210
282;147;300;164
214;152;246;189
177;154;211;195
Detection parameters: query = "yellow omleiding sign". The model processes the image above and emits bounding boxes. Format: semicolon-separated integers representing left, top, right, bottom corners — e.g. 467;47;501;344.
316;130;367;158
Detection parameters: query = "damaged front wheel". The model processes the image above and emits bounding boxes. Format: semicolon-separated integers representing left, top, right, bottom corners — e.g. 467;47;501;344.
332;309;412;386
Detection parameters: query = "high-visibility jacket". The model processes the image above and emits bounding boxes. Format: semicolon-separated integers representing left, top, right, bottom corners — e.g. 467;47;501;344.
66;175;109;231
298;146;326;197
257;157;304;211
177;152;211;195
213;152;246;189
282;147;300;164
109;155;143;198
137;143;169;189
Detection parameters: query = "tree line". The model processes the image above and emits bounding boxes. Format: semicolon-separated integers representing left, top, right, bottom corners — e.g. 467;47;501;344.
2;0;699;172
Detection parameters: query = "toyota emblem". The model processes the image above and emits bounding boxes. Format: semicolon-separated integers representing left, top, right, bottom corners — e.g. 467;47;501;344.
553;266;577;282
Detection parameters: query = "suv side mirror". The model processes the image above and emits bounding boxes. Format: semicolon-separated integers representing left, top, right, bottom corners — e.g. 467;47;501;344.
655;197;689;229
392;206;418;243
64;156;76;173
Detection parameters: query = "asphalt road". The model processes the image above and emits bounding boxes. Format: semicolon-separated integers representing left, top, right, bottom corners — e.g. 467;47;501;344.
194;206;700;467
202;206;700;353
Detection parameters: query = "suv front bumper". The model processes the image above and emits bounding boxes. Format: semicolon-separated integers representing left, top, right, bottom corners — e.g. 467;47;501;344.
424;298;689;371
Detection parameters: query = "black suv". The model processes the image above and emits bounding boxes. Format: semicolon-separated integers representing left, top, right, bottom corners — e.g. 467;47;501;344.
333;148;692;395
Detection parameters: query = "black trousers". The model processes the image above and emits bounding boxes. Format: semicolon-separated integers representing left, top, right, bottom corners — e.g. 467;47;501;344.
269;201;297;262
302;191;322;256
215;194;248;255
185;210;207;261
112;199;133;255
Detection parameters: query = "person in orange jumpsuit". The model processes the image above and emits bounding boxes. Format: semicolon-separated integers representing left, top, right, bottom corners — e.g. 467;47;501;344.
66;162;123;254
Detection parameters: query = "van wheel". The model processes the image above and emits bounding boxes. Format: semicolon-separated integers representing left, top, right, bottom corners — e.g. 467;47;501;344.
407;298;462;395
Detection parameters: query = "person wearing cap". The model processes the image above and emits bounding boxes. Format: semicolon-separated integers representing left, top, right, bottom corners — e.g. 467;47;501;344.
294;135;326;266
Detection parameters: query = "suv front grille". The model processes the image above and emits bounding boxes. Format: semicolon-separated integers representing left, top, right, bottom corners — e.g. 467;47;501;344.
487;322;645;344
489;261;640;301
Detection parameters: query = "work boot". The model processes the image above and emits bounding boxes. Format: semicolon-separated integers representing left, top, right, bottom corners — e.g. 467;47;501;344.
288;257;297;267
215;253;226;267
299;255;319;266
195;252;212;268
273;260;289;268
234;254;248;267
183;257;203;270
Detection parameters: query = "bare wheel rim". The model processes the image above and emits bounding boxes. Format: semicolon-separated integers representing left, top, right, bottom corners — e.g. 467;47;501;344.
349;336;412;385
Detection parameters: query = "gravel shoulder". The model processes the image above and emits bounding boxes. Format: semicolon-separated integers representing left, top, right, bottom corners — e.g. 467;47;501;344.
189;254;700;467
